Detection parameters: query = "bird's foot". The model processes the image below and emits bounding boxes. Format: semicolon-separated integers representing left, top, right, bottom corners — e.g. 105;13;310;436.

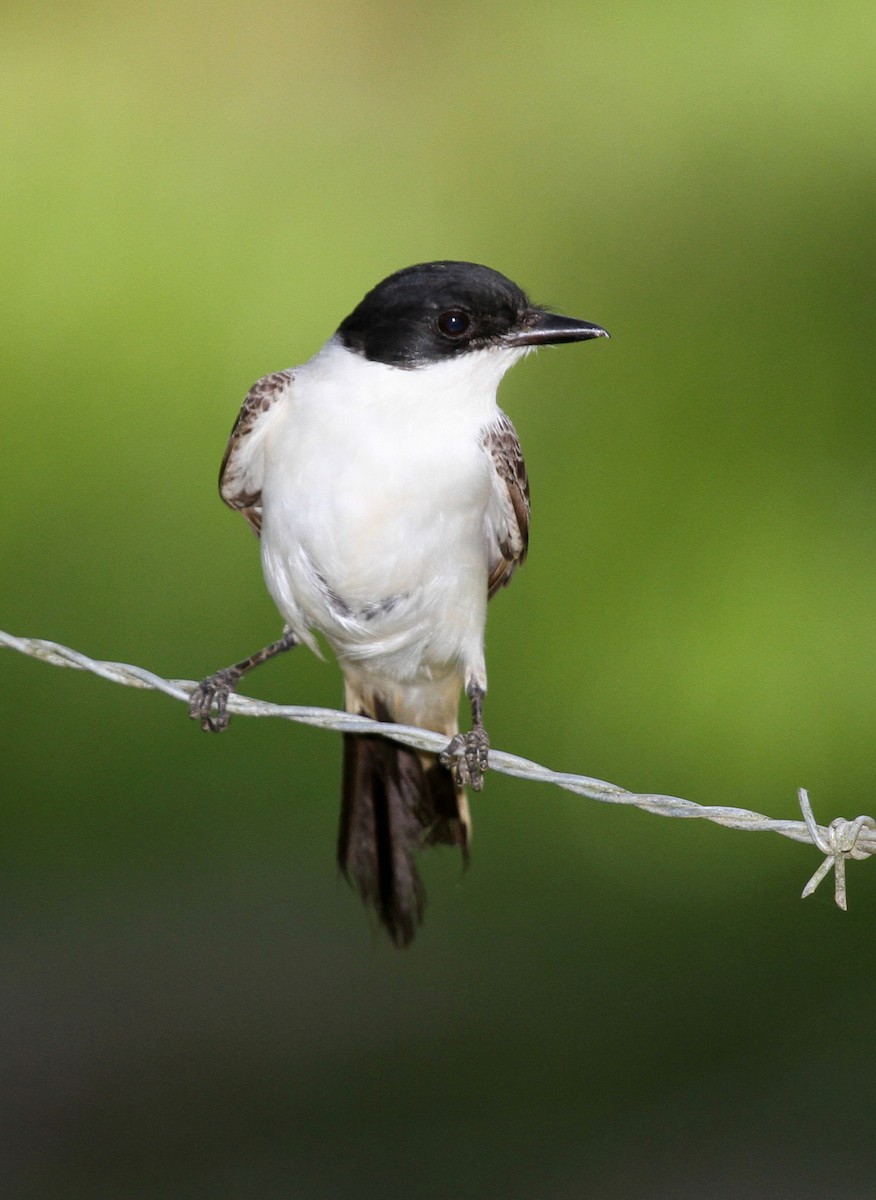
188;667;243;732
441;726;490;791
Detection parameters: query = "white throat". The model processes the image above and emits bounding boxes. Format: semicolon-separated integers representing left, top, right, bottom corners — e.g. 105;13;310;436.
295;335;529;429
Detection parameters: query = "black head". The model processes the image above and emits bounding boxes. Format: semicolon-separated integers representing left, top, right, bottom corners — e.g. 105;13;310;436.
336;261;608;368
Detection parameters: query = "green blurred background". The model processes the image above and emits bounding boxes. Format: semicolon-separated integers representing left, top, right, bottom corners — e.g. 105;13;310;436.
3;1;875;1196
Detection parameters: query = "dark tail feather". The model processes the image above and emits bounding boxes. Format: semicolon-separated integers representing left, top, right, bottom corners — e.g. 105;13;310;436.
339;730;468;947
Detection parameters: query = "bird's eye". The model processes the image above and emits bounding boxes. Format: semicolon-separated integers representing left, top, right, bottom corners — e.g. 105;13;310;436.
437;309;471;338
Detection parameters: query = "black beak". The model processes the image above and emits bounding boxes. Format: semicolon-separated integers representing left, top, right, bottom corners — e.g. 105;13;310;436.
503;309;610;347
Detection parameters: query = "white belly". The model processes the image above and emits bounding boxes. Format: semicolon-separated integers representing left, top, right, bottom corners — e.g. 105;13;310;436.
258;353;498;687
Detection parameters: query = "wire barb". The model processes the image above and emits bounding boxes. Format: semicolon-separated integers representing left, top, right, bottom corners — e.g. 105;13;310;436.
798;788;876;910
3;628;875;909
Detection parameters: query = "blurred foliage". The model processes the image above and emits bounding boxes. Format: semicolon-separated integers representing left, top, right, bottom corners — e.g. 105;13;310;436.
2;1;876;1196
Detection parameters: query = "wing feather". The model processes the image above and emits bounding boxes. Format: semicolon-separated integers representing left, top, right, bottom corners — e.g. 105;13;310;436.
218;370;294;536
483;412;530;599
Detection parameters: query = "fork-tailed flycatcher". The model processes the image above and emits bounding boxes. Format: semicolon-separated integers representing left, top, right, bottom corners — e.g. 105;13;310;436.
190;260;609;945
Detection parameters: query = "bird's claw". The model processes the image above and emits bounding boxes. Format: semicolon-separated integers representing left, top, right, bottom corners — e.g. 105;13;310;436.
441;727;490;791
188;668;241;733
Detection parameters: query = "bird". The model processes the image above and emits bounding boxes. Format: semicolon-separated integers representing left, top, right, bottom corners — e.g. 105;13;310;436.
190;260;609;946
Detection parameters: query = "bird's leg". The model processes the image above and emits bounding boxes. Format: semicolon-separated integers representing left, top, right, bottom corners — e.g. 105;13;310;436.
189;628;299;732
440;681;490;791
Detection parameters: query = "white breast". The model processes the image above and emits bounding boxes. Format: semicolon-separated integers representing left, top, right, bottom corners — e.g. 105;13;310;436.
258;338;522;682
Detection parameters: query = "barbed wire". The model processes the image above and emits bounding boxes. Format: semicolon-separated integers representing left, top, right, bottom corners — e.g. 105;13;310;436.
3;627;874;909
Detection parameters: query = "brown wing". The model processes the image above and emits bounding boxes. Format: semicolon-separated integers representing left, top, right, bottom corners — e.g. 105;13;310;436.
483;412;530;599
218;370;294;536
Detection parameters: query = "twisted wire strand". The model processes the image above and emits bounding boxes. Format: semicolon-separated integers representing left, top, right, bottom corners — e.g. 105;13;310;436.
3;628;874;909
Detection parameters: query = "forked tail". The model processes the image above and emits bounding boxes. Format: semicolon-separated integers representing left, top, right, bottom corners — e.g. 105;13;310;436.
338;699;470;947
